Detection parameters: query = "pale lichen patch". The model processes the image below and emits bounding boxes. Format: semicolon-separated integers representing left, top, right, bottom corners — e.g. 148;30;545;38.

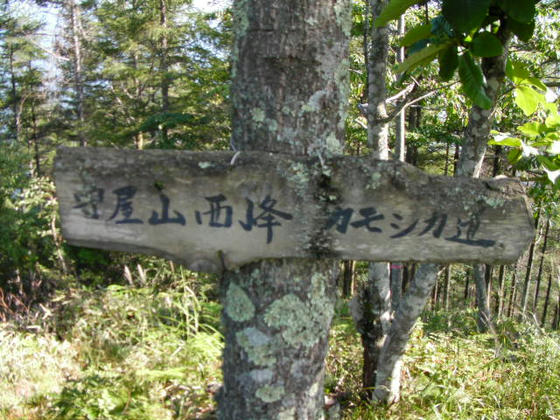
251;108;266;123
236;327;276;367
263;272;335;348
225;283;255;322
256;384;284;403
198;161;213;169
334;0;352;36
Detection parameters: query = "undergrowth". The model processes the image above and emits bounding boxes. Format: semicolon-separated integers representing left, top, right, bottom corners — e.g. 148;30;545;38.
1;277;559;419
328;306;560;419
0;263;222;420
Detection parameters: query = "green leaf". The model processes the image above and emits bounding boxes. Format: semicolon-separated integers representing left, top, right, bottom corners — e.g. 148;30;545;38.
514;85;546;116
518;122;546;138
396;42;452;74
498;0;536;24
442;0;490;34
527;77;548;92
506;59;531;82
507;148;523;164
471;32;504;57
438;45;459;81
508;18;535;42
375;0;422;27
545;106;560;128
399;23;432;47
489;135;522;147
458;51;492;109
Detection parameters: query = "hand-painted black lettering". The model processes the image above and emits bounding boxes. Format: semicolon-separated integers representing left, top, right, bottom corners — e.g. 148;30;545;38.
108;186;143;224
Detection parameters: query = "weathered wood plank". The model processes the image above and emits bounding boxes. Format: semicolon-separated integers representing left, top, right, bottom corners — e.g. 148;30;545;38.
54;147;534;272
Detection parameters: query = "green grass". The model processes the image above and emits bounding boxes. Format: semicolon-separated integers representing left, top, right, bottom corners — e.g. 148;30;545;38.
327;306;560;419
1;282;559;419
0;266;223;420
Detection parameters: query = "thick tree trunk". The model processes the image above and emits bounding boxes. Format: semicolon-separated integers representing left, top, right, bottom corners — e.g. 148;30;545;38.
220;1;350;418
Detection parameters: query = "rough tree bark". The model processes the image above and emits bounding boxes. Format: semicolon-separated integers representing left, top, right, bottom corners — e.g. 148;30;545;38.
218;1;350;418
456;24;512;332
373;264;438;402
356;1;439;403
352;0;392;399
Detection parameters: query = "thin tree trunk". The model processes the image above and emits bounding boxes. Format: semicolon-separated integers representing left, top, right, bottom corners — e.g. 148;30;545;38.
506;261;519;317
159;0;170;143
496;265;506;318
553;282;560;330
431;276;439;311
373;264;438;403
341;261;354;298
391;15;406;311
68;0;86;147
521;211;540;317
455;24;512;332
220;1;350;417
541;271;553;328
485;264;493;308
357;0;392;399
474;264;492;332
532;218;550;315
390;263;403;311
443;265;451;310
367;0;390;160
8;47;22;142
464;271;470;302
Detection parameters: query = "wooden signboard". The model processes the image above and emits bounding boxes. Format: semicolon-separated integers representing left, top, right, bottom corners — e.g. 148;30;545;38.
55;147;534;273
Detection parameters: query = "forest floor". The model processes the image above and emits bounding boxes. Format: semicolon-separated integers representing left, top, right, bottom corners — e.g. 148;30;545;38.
1;271;559;420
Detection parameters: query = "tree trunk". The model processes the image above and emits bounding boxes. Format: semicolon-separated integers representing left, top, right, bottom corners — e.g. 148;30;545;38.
367;0;390;161
443;265;451;310
456;24;512;331
219;1;350;417
341;261;354;298
474;264;492;332
507;262;519;318
532;218;550;316
521;211;540;318
553;277;560;330
356;0;392;399
485;264;493;309
159;0;170;143
373;264;438;403
496;265;505;318
68;0;86;147
541;271;553;328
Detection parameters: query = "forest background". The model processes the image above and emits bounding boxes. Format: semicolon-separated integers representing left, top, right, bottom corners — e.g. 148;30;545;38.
0;0;559;418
